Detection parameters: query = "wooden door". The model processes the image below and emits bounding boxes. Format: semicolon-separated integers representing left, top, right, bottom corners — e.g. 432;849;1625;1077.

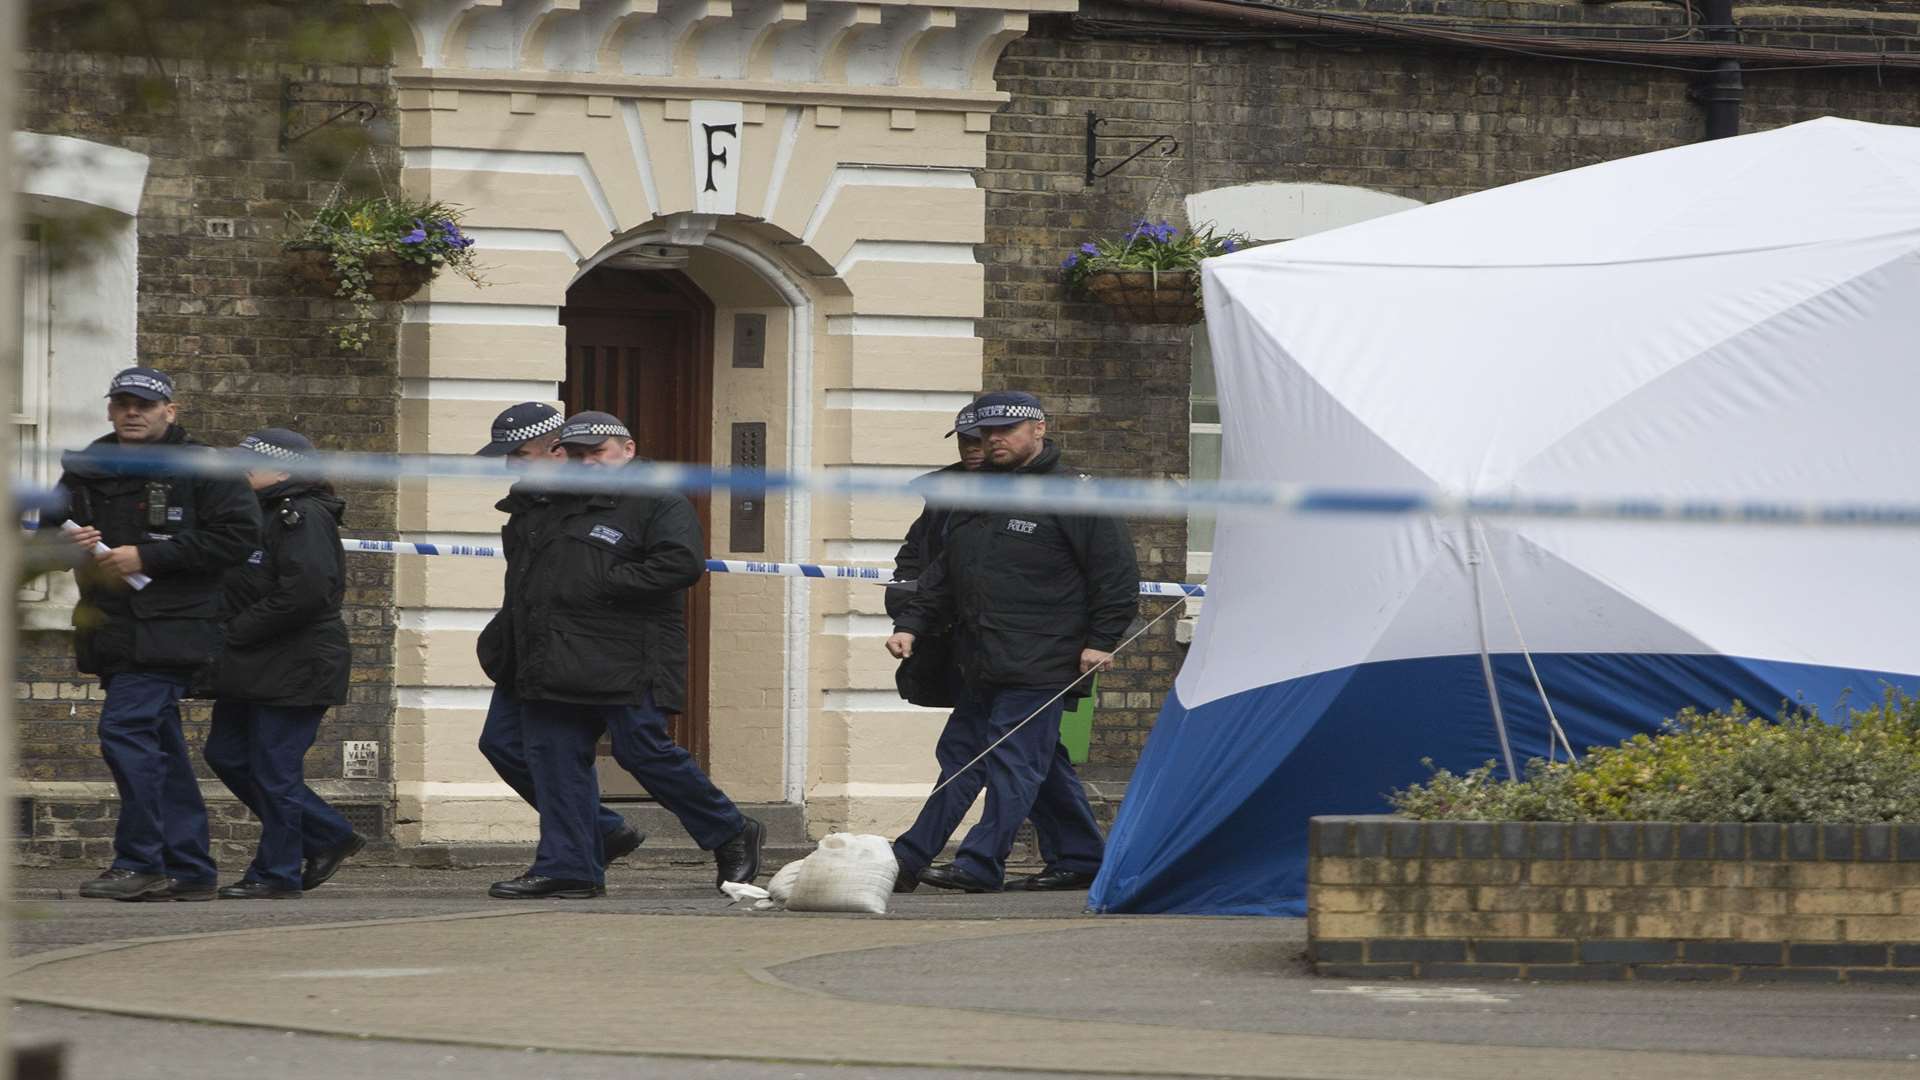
560;268;714;779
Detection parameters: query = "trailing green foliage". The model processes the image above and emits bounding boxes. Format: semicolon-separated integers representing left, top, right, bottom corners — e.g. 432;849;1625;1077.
286;195;485;350
1060;219;1249;294
1390;692;1920;822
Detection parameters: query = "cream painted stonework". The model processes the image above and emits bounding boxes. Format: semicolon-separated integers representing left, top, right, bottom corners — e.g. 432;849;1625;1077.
369;0;1062;845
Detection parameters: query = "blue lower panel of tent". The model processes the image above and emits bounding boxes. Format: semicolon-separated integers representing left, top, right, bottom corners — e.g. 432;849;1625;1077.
1087;653;1920;917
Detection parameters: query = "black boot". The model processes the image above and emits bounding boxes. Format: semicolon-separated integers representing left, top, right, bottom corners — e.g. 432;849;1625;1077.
713;817;765;891
488;875;605;899
302;833;366;891
1009;868;1098;891
217;880;300;900
78;869;169;901
141;877;217;902
918;864;999;893
601;825;646;867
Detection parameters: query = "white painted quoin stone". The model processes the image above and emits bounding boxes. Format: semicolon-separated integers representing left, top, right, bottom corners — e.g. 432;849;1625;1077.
368;0;1061;846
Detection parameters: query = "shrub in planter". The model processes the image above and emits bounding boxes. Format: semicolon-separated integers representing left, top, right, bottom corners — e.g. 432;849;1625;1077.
1061;220;1248;325
285;195;485;350
1390;692;1920;823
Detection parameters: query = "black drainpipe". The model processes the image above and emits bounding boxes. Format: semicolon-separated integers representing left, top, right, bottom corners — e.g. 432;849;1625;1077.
1695;0;1744;139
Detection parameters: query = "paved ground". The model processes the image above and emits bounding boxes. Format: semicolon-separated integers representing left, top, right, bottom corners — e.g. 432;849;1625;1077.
8;866;1919;1080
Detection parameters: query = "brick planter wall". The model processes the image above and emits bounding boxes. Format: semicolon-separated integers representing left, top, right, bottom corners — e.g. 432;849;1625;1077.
1308;816;1920;983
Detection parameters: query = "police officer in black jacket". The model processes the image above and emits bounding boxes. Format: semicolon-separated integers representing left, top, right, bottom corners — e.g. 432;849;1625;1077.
888;404;1075;892
481;411;763;898
60;367;260;902
473;403;646;880
201;429;366;899
886;391;1139;892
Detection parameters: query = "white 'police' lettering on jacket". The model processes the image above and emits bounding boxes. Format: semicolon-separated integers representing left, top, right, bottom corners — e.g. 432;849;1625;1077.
1005;518;1039;535
589;524;625;546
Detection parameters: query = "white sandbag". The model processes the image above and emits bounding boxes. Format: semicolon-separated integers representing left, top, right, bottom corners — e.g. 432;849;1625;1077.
783;833;898;915
766;858;805;904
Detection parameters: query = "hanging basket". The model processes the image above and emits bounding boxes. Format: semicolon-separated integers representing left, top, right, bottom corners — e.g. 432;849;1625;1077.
1083;269;1202;325
284;246;437;303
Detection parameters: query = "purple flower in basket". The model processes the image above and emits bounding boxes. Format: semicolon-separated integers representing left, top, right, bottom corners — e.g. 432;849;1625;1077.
1080;242;1098;255
400;219;428;245
437;219;475;249
1062;253;1081;269
1222;237;1239;253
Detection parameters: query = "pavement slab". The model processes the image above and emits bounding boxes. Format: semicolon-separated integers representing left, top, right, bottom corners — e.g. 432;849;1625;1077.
11;898;1920;1080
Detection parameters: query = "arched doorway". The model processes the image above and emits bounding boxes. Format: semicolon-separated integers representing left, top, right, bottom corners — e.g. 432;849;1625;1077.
560;267;715;783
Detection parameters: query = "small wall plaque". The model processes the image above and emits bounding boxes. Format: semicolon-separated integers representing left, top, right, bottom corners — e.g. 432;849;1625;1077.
732;312;766;368
343;740;380;779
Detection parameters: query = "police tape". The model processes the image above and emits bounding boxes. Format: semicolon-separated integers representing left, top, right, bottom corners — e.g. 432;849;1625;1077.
337;538;1208;598
22;443;1920;529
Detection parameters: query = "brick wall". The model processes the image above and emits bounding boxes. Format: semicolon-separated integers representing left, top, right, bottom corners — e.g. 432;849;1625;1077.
16;8;400;858
1308;816;1920;983
982;0;1920;780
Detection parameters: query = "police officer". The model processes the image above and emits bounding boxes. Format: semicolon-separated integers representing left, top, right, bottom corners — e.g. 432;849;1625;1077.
474;402;646;879
201;429;365;898
485;411;763;898
885;391;1139;892
888;405;1074;892
60;366;260;901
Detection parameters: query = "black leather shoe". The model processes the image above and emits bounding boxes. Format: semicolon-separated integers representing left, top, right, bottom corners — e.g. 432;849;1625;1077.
140;877;217;902
488;875;604;899
1010;868;1098;892
301;833;366;891
917;864;999;893
602;825;646;867
78;869;169;901
713;817;764;890
893;866;920;894
217;880;300;900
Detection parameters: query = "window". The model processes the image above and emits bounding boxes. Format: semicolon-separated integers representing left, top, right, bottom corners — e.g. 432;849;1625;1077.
13;133;151;626
1187;327;1220;576
16;223;50;490
16;224;52;604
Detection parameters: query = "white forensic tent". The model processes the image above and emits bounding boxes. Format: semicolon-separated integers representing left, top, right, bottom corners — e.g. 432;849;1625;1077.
1091;117;1920;917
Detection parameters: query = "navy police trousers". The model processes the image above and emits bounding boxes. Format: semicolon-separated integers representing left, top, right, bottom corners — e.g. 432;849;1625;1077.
204;701;358;891
894;683;1104;887
478;688;631;846
521;694;747;883
98;672;217;884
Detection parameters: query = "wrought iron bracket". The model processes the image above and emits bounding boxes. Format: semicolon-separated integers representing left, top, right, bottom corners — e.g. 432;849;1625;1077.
1085;111;1179;186
279;78;381;150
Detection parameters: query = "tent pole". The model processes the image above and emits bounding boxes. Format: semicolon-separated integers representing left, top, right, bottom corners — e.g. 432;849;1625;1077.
1467;522;1520;780
1472;520;1576;763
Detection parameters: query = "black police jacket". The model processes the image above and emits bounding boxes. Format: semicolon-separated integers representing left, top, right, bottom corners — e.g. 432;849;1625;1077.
888;462;968;707
205;482;351;706
886;461;968;623
478;479;705;710
894;440;1140;697
57;426;260;676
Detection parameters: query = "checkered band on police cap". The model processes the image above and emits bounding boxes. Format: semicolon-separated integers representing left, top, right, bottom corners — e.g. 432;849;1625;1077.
972;402;1046;423
556;410;632;446
958;390;1046;430
105;366;175;402
238;427;316;465
492;406;564;445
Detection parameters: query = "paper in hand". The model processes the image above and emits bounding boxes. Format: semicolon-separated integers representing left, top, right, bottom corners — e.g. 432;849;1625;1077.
61;520;152;590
